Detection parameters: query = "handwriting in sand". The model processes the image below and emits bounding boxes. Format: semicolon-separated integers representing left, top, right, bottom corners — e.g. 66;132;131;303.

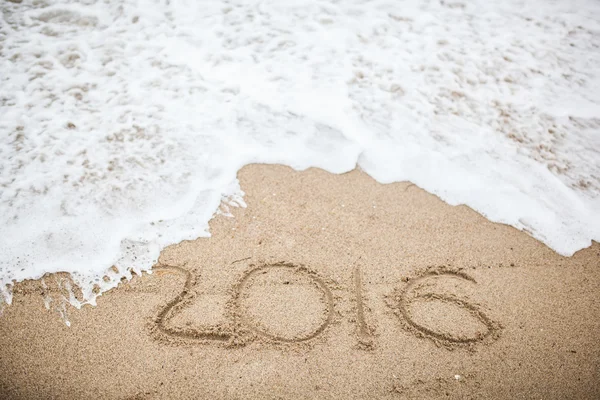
150;262;501;348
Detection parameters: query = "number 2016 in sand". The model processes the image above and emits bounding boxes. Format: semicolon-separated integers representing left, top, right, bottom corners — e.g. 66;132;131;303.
151;262;501;348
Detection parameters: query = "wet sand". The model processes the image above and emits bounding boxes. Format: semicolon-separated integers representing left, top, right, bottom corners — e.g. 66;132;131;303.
1;164;599;399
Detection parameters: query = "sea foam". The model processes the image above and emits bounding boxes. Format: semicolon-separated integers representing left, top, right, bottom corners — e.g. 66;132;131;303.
1;0;599;306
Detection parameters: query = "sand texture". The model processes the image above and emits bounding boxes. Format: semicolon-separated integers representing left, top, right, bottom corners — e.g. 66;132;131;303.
1;165;599;399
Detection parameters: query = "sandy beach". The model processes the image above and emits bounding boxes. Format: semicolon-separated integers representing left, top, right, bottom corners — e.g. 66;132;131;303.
1;164;599;399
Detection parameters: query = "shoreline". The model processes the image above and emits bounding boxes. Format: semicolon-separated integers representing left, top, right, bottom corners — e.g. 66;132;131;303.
1;164;599;399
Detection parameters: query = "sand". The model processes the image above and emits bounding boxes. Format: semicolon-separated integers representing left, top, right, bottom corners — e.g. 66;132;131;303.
1;164;599;399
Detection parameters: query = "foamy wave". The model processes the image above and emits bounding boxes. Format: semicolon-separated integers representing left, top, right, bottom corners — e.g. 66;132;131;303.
1;0;599;306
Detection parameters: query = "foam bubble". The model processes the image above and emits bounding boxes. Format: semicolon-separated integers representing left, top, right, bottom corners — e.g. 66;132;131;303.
1;0;599;306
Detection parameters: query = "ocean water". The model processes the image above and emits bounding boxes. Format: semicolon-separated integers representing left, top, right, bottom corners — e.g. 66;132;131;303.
1;0;599;307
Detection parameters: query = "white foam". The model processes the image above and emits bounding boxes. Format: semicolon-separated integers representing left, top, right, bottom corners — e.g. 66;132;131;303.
1;0;599;306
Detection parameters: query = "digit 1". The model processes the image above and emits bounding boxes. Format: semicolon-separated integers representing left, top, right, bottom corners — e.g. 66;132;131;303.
353;266;373;347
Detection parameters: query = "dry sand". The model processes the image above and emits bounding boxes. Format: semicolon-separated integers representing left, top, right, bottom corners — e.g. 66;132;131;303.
1;164;599;399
